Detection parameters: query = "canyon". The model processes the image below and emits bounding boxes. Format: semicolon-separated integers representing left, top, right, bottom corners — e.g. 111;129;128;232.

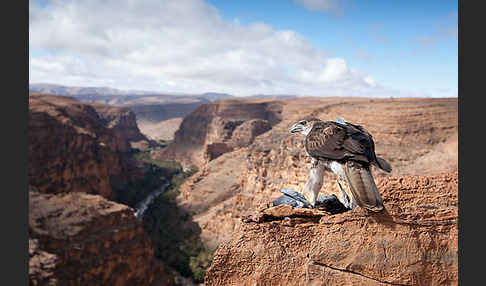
155;99;283;168
28;92;458;285
164;97;457;248
28;94;173;285
156;96;458;285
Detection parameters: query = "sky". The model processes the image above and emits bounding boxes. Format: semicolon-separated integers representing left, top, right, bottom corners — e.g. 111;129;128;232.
29;0;458;97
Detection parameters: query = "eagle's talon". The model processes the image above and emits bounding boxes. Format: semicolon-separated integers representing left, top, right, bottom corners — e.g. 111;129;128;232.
273;189;350;213
278;188;314;209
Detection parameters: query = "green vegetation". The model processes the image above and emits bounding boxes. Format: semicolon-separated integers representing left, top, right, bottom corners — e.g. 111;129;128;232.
135;151;183;177
142;164;213;283
112;163;167;207
112;150;185;207
125;148;212;283
158;139;172;147
189;247;214;282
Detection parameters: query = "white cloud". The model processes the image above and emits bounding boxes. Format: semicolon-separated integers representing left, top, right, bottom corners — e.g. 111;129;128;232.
29;0;409;97
363;76;377;88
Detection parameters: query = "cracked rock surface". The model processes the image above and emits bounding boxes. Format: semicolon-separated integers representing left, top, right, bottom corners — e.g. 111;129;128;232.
205;172;458;286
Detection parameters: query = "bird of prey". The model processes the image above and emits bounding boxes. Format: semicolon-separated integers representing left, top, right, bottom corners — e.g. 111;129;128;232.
289;117;391;212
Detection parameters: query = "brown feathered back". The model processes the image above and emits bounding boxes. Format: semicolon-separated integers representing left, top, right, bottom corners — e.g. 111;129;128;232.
305;121;376;165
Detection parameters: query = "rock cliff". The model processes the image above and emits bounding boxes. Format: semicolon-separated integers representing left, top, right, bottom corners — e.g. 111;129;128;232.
176;97;458;250
230;119;272;148
28;94;172;285
90;102;156;150
156;99;283;167
29;189;172;286
205;172;458;286
28;94;148;199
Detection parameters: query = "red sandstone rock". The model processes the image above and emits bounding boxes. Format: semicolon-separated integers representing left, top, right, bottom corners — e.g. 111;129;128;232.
90;102;156;151
29;189;173;286
205;173;458;286
28;95;173;285
156;99;282;167
28;94;145;198
205;142;234;162
231;119;272;148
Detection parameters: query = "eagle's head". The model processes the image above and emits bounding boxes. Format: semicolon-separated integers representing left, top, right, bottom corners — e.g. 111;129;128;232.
289;117;321;136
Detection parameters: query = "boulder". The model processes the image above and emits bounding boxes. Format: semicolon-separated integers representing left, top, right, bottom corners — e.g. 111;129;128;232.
206;173;458;286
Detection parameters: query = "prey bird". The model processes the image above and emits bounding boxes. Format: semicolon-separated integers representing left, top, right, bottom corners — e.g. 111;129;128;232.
289;117;391;212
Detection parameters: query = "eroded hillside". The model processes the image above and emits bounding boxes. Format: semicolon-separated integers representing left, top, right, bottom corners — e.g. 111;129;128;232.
28;94;173;285
165;97;457;250
155;99;284;168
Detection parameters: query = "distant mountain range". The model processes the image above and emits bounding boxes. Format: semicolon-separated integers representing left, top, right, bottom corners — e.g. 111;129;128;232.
29;83;235;106
246;94;298;99
29;83;153;96
29;83;298;106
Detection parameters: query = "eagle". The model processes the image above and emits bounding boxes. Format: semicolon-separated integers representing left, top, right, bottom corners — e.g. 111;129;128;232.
289;117;391;212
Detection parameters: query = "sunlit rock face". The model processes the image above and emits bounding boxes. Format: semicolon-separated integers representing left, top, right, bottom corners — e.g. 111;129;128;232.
206;173;458;286
156;99;282;167
28;94;149;199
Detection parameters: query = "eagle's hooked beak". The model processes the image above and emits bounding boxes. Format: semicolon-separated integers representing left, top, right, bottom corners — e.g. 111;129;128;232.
290;123;303;133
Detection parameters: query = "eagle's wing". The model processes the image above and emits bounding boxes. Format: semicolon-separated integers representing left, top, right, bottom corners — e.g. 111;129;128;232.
305;121;347;160
344;122;392;172
305;121;374;164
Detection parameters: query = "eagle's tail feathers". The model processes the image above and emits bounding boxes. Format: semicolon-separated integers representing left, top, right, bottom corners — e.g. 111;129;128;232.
344;163;384;212
374;156;392;173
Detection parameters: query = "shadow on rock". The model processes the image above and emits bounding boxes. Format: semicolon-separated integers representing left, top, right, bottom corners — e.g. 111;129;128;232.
142;187;213;284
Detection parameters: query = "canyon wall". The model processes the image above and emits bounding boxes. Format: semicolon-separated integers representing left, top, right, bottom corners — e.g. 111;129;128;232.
206;172;458;286
156;99;283;167
28;94;171;285
91;102;155;150
28;94;149;199
29;189;172;286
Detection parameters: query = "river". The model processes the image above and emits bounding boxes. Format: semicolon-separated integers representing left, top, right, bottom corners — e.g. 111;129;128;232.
133;180;170;219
